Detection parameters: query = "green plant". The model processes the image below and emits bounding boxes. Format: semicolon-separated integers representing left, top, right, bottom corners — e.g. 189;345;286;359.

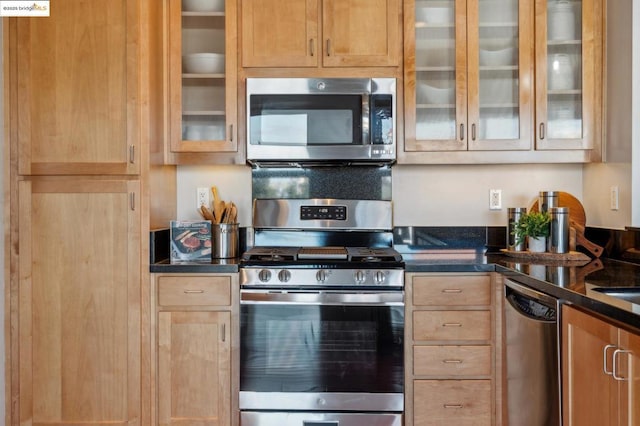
511;211;551;245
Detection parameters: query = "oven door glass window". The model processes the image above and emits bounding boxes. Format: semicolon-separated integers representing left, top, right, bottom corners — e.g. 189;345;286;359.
249;95;363;146
240;303;404;393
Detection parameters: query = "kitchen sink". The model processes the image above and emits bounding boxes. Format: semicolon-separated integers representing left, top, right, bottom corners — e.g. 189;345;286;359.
591;287;640;305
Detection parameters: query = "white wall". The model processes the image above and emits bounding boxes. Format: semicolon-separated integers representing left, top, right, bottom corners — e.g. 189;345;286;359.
176;163;584;228
175;165;253;226
633;1;640;227
582;163;631;229
392;164;583;226
582;0;637;230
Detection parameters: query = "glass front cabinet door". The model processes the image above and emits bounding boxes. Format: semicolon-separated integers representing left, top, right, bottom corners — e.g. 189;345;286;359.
404;0;533;153
168;0;238;154
535;0;601;151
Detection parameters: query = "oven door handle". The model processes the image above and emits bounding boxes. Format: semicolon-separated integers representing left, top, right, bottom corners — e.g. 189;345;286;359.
240;290;404;306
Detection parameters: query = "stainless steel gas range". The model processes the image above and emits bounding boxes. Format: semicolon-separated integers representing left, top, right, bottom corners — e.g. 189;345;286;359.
239;199;404;426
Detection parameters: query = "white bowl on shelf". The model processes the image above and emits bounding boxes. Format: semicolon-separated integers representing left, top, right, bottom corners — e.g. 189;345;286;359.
479;46;517;66
183;0;224;12
417;82;455;104
183;53;225;74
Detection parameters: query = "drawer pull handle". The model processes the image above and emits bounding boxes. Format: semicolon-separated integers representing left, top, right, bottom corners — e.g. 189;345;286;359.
443;359;463;364
444;404;464;409
221;324;226;342
442;289;462;293
443;323;462;327
184;289;204;294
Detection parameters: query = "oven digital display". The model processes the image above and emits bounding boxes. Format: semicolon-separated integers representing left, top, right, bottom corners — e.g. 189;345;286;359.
300;205;346;220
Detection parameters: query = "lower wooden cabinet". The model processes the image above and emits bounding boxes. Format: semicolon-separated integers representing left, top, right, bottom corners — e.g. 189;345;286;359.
414;380;492;426
405;273;502;426
562;304;640;426
15;178;141;425
153;274;239;426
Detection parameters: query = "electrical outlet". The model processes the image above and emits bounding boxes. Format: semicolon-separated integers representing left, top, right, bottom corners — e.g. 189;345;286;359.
489;189;502;210
610;186;619;211
197;187;210;209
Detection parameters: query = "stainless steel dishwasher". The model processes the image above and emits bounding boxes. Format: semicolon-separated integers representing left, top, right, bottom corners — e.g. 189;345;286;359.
504;279;561;426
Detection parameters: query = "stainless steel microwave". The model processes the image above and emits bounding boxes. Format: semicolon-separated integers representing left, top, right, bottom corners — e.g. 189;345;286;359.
246;77;396;165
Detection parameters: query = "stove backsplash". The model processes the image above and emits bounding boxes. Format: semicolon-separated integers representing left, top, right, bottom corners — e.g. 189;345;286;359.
251;166;392;201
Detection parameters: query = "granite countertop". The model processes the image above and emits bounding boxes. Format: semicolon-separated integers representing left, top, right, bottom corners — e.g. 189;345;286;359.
403;249;640;330
150;226;640;330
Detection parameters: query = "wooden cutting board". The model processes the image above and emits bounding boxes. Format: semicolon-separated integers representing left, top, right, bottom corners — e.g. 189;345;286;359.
529;192;603;258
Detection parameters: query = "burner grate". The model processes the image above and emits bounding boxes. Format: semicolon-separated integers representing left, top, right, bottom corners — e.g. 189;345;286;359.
298;247;348;260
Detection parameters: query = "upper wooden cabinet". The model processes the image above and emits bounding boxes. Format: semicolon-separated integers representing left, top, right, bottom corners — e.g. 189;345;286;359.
403;0;534;154
401;0;603;163
534;0;602;152
13;0;140;175
166;0;239;158
240;0;402;68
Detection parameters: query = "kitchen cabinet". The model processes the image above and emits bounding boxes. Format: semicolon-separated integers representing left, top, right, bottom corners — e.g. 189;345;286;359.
14;0;141;175
16;178;141;425
401;0;603;164
405;273;502;426
562;304;640;425
403;0;533;154
153;274;238;426
534;0;603;153
165;0;241;162
240;0;402;68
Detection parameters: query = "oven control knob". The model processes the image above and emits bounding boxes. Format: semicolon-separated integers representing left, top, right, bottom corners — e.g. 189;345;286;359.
374;270;386;284
258;269;272;282
278;269;291;283
355;270;366;283
316;269;328;283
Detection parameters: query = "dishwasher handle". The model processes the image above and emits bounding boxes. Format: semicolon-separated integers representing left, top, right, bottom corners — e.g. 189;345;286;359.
504;279;558;322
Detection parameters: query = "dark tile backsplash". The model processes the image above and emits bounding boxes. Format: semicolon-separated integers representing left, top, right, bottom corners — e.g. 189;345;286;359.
251;165;392;200
393;226;506;253
151;224;640;265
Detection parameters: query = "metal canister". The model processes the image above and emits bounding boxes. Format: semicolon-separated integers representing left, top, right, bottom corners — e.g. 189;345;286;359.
507;207;527;251
539;191;559;213
549;207;570;253
212;223;239;259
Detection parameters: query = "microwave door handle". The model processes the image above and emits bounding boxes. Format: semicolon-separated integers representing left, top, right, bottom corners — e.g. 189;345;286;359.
362;94;370;144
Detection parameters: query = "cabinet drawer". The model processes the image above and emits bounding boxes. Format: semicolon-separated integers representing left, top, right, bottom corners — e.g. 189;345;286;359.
414;345;491;376
158;276;232;306
412;275;491;306
414;380;491;426
413;311;491;341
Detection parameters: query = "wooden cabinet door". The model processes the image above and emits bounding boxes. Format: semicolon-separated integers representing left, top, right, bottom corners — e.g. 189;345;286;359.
562;305;618;426
241;0;319;67
14;0;140;175
466;0;534;151
534;0;603;151
404;0;533;153
158;311;232;426
167;0;239;155
322;0;401;67
618;328;640;426
17;179;141;425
